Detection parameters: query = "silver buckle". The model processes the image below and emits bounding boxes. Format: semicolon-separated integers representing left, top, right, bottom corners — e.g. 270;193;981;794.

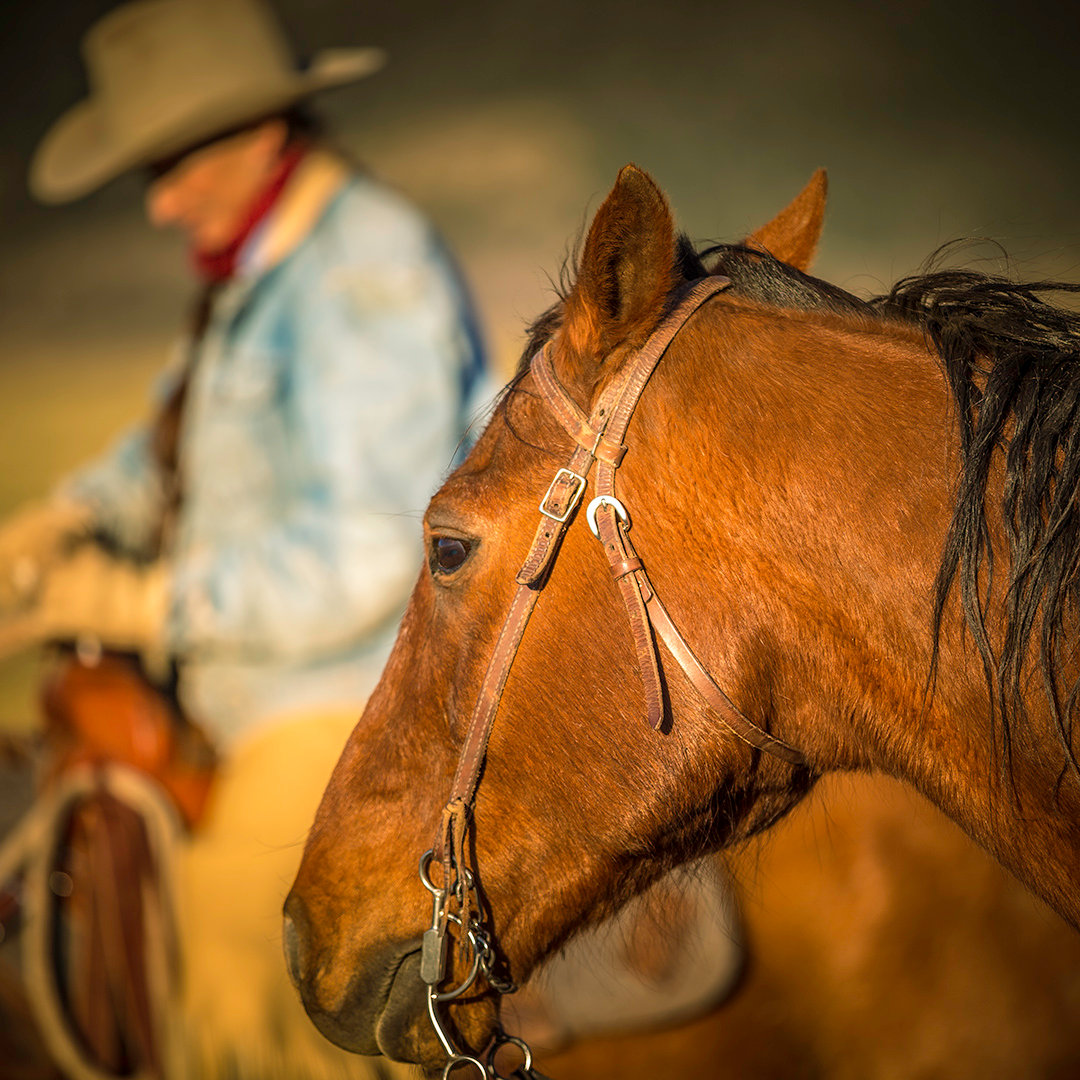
539;468;586;523
586;495;630;539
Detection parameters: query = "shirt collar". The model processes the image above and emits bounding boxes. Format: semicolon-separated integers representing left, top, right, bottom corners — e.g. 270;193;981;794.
235;149;351;280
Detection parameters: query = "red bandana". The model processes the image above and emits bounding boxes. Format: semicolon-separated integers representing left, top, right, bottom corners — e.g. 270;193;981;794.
191;144;308;283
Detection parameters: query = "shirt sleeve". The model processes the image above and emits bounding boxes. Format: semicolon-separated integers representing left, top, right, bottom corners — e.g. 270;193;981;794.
60;363;183;558
167;215;474;662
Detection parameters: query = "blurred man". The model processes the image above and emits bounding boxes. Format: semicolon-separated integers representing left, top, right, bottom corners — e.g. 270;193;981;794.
0;0;485;1076
16;0;486;735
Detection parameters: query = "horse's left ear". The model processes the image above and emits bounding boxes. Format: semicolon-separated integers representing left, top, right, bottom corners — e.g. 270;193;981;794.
562;164;679;375
744;169;828;271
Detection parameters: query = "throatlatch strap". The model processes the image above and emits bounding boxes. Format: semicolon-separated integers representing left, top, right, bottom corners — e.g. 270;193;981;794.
592;510;665;729
645;592;806;765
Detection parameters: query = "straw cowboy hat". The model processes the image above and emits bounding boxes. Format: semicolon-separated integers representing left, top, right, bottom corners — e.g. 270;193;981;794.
30;0;385;204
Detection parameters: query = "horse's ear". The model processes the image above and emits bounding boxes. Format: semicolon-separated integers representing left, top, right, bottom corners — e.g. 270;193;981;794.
562;164;678;371
744;169;827;271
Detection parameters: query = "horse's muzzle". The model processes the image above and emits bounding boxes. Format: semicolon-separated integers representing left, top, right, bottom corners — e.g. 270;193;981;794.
282;890;431;1060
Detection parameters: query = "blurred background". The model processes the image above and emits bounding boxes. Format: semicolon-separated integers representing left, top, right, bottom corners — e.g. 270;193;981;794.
1;0;1080;728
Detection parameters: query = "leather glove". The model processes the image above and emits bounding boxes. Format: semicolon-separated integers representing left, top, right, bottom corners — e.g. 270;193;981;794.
0;547;169;660
0;498;94;611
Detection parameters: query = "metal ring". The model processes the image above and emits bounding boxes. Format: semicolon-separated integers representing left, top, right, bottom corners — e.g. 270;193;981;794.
451;866;476;902
489;1032;533;1078
419;850;442;895
419;849;474;897
434;917;486;1001
586;495;630;539
442;1054;488;1079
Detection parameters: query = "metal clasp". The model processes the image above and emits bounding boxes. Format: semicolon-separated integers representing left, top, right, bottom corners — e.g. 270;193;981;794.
418;848;535;1079
586;495;630;538
539;468;586;523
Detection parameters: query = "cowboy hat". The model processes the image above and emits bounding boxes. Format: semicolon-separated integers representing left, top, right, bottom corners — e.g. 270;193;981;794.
29;0;385;204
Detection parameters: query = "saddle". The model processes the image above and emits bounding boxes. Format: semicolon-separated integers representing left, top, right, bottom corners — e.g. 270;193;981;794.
40;649;215;829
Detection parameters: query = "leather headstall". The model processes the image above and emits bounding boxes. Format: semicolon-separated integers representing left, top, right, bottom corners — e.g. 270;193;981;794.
424;276;807;1079
442;276;806;838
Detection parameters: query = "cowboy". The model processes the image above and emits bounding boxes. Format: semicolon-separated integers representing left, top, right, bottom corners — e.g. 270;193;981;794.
11;0;487;727
0;0;486;1076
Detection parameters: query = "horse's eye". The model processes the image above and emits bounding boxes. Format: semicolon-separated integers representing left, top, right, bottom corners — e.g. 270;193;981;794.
432;536;471;574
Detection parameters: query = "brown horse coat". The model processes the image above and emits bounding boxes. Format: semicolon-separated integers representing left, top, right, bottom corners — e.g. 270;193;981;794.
287;166;1080;1073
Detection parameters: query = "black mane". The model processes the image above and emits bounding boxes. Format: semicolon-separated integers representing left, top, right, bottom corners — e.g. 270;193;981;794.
687;237;871;319
873;268;1080;784
517;237;1080;780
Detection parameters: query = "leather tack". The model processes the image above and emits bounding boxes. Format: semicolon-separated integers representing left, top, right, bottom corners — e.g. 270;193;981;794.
442;275;804;919
610;558;643;580
431;275;805;1036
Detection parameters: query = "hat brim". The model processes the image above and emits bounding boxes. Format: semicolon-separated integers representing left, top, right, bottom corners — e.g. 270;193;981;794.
29;47;385;204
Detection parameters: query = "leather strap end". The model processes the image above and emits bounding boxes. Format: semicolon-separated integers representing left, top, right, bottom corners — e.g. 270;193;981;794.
647;699;665;731
610;558;643;580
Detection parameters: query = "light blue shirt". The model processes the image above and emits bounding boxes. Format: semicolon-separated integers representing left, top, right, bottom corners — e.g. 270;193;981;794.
66;163;491;742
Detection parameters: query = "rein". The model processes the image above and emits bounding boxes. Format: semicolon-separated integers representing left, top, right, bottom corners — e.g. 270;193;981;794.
419;277;807;1078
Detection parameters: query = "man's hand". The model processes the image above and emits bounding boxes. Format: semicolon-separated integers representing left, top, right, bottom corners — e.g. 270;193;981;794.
0;547;168;659
0;498;94;610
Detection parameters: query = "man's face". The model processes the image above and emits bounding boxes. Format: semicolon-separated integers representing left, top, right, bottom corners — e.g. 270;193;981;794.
145;120;287;251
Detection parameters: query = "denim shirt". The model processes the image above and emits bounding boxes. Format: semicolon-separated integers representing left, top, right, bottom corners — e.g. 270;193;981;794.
66;155;492;743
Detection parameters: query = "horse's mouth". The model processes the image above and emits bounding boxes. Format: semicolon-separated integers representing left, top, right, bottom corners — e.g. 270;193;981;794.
300;938;429;1061
299;935;499;1068
374;947;431;1061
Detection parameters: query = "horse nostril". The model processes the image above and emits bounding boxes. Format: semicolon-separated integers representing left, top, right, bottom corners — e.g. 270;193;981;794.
282;894;310;990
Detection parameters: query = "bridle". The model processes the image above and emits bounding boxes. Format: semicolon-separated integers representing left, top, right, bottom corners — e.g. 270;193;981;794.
418;277;808;1078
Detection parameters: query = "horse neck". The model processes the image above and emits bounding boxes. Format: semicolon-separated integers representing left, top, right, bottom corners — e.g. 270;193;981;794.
644;301;1080;928
912;702;1080;927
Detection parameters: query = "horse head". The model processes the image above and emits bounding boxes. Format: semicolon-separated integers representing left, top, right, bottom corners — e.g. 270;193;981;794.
283;165;845;1068
286;162;1080;1072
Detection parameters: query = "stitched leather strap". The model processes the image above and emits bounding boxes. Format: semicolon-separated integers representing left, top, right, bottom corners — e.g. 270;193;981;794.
596;278;732;449
429;275;808;1069
531;348;627;468
645;590;806;765
592;508;665;729
437;276;808;855
589;278;732;732
515;444;594;587
554;276;806;763
447;583;541;811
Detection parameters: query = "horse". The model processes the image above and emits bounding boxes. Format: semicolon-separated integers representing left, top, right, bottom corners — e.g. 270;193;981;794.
285;164;1080;1075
